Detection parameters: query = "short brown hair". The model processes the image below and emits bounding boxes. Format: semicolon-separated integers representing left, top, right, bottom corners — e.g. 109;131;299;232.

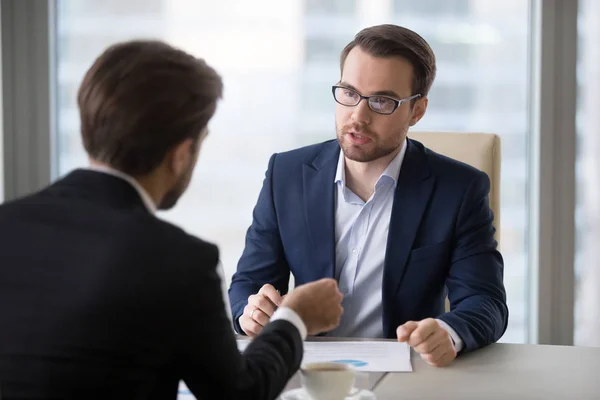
340;24;436;97
78;40;223;175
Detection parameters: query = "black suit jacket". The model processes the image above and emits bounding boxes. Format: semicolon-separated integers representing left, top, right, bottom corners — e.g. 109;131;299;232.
0;170;302;400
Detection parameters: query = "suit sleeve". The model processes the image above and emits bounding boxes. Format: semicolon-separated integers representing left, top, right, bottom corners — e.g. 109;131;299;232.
176;242;302;400
228;153;291;333
437;171;509;352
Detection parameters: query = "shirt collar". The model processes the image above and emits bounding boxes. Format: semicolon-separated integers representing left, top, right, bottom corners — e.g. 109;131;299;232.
85;164;157;214
334;138;408;187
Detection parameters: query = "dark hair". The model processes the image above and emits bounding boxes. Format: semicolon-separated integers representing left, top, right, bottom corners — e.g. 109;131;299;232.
78;40;223;175
340;24;436;97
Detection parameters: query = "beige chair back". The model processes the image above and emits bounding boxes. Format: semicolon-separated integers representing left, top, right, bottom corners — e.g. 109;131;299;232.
408;132;501;314
408;131;501;241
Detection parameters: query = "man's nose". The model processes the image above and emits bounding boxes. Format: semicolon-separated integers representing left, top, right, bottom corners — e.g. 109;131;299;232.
351;98;372;124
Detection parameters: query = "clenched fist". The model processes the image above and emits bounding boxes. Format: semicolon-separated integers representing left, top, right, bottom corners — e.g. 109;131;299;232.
280;278;344;335
397;318;457;367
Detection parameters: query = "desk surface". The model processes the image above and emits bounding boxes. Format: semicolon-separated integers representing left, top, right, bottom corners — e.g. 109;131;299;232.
269;337;600;399
377;342;600;400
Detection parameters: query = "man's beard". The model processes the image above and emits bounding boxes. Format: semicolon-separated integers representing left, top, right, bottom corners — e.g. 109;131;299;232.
158;164;193;210
337;123;402;163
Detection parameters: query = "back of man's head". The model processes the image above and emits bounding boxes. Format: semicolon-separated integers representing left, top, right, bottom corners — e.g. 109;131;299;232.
77;40;223;176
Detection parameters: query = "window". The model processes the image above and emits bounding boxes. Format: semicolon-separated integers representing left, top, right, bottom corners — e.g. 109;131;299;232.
575;0;600;347
305;0;356;15
54;0;531;344
428;84;477;112
304;38;349;63
394;0;470;17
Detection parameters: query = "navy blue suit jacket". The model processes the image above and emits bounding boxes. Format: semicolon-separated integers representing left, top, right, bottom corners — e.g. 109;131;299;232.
229;139;508;352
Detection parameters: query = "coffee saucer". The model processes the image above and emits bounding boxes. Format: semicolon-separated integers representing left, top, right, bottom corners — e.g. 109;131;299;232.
279;388;376;399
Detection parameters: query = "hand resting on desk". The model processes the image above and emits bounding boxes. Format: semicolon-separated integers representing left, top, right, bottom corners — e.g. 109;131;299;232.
397;318;457;367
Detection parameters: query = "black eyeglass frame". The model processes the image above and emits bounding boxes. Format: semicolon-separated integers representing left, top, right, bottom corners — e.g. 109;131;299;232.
331;85;421;115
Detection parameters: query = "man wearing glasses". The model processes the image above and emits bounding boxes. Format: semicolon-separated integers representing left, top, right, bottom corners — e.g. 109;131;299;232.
229;24;508;367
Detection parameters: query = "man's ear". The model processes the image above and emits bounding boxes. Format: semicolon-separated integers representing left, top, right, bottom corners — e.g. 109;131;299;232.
409;97;428;126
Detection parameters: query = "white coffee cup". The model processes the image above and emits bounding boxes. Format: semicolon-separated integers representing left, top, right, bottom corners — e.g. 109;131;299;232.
300;362;366;400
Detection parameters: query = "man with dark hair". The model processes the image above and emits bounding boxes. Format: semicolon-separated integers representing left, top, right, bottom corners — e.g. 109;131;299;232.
0;40;343;399
230;24;508;367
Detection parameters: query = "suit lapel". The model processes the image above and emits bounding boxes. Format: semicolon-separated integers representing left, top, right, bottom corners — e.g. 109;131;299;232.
382;140;435;310
302;141;340;280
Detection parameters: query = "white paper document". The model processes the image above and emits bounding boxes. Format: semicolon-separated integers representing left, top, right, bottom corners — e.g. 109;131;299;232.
237;340;412;372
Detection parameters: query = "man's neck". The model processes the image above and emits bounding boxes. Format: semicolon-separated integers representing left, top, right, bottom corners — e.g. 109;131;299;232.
344;148;400;202
88;160;161;211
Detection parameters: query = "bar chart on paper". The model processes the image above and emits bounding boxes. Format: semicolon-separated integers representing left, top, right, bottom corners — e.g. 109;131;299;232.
177;381;195;400
237;340;412;372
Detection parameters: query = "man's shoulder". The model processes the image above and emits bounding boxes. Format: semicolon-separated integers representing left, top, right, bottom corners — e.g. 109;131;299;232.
0;189;219;265
152;217;218;253
411;139;486;184
121;216;220;271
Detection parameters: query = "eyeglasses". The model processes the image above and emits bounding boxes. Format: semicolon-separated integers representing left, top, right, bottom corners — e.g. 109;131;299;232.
332;85;421;115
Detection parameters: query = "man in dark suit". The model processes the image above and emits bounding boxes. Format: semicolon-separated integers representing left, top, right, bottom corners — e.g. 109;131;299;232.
229;24;508;367
0;40;343;399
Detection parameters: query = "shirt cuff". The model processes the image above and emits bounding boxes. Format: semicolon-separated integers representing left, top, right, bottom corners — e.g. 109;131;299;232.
436;319;464;353
270;307;307;340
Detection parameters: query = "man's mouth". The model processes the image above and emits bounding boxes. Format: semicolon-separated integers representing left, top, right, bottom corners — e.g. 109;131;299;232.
347;131;372;144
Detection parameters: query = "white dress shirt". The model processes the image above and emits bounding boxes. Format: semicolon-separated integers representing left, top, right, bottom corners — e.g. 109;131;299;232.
326;141;463;351
86;164;307;339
